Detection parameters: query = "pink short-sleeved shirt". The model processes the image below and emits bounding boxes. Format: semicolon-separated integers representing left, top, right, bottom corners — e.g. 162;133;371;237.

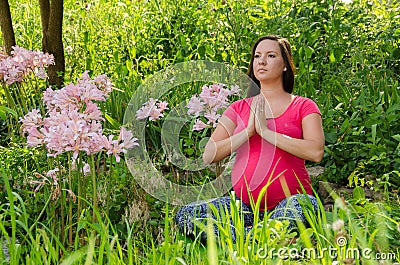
223;95;321;210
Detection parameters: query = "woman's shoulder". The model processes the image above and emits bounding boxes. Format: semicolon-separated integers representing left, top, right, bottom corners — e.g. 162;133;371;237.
223;97;252;118
292;95;319;106
291;95;321;115
229;97;253;109
292;95;316;103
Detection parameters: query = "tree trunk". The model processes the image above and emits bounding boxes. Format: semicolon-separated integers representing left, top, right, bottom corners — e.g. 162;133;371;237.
39;0;50;51
0;0;16;54
39;0;65;87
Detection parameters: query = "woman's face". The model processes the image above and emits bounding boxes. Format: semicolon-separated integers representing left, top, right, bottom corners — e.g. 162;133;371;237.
252;39;286;84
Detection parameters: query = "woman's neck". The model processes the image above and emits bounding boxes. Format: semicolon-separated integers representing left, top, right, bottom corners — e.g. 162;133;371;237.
260;84;287;99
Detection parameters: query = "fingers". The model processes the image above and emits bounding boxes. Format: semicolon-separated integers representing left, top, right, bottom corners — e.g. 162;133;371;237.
257;95;272;119
254;96;271;135
249;95;272;136
255;97;266;120
248;106;255;126
246;99;257;138
250;95;259;113
256;112;263;134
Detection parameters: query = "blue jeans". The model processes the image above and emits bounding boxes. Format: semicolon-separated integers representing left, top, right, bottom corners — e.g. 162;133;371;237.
175;194;319;242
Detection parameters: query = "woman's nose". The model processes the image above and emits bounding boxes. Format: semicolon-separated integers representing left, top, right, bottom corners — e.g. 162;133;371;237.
258;56;266;65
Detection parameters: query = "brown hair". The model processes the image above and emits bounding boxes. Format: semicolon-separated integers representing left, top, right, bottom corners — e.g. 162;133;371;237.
246;35;296;97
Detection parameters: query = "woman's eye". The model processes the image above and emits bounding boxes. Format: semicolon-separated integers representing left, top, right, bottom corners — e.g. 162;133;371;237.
268;54;276;58
254;54;261;58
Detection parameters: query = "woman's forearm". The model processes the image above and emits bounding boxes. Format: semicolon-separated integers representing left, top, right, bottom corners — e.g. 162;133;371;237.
259;129;324;162
202;129;252;164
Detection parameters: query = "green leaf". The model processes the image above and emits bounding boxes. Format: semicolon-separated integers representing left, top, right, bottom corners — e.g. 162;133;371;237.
371;124;377;144
185;148;194;156
324;132;337;144
105;113;121;129
184;138;194;146
305;46;314;59
174;257;188;265
329;49;336;63
180;35;187;48
334;48;344;62
0;105;18;119
353;186;365;200
392;134;400;142
392;48;400;59
126;60;133;73
0;109;5;120
339;118;350;134
197;45;205;57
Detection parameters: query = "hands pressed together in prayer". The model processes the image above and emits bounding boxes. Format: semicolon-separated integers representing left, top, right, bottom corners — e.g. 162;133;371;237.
243;94;324;162
246;94;275;141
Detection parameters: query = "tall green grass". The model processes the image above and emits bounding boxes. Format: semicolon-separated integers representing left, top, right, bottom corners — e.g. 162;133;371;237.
2;168;398;264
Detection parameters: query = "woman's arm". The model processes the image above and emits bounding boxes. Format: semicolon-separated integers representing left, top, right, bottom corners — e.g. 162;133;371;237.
254;97;325;162
202;106;256;164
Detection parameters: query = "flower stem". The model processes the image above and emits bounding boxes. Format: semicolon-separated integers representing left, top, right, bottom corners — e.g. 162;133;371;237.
28;190;53;233
91;155;98;223
68;153;73;245
106;154;113;218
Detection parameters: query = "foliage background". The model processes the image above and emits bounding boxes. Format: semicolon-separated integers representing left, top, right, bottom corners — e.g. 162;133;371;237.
5;0;397;183
1;0;399;217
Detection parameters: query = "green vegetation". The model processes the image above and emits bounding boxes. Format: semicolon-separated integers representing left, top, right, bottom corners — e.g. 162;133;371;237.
0;0;399;264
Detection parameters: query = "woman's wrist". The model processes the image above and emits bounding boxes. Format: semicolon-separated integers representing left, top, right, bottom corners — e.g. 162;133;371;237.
259;127;276;145
239;128;254;141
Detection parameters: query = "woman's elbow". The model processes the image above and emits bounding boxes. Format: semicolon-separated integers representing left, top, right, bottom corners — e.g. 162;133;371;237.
202;152;214;165
202;146;216;165
309;148;324;163
202;141;217;165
